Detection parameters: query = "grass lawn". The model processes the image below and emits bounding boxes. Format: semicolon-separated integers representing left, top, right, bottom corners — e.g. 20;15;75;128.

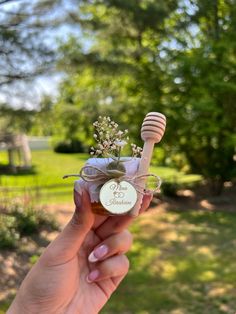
0;150;201;205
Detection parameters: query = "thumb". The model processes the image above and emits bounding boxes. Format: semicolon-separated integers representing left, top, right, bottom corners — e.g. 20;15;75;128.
41;185;94;266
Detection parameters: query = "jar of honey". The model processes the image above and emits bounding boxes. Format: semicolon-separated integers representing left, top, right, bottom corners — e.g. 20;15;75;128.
79;157;140;216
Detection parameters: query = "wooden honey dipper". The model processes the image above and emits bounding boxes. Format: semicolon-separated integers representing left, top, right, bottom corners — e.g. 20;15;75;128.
130;112;166;216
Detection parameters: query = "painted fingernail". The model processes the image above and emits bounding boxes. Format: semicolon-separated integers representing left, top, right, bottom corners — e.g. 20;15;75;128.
88;244;108;263
87;269;99;283
74;181;83;196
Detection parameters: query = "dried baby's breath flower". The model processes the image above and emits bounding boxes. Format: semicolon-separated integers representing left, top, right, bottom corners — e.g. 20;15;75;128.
90;116;142;162
114;140;127;147
131;143;143;158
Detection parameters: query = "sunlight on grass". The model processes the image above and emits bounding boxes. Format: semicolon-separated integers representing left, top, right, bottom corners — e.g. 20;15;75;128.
159;261;178;280
101;210;236;314
196;246;214;258
0;302;10;314
198;270;216;281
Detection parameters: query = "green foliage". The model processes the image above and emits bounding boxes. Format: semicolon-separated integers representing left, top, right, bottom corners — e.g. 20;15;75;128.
55;0;178;144
0;301;10;314
151;148;166;167
0;96;54;136
54;0;236;194
161;180;179;197
166;152;190;173
0;215;19;249
0;104;36;134
11;204;58;236
29;254;40;265
165;0;236;193
0;0;57;87
54;139;86;154
0;203;58;249
30;95;55;136
14;207;39;235
1;0;236;194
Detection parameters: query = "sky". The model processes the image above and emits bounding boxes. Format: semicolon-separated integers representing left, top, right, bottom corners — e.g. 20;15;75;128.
0;0;81;109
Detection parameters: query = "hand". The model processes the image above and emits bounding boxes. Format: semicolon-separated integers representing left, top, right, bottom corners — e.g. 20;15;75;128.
8;187;152;314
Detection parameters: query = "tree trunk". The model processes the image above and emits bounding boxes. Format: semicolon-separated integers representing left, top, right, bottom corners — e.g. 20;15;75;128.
209;178;224;196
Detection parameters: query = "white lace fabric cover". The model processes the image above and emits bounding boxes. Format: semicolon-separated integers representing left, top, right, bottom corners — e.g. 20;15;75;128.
76;157;140;202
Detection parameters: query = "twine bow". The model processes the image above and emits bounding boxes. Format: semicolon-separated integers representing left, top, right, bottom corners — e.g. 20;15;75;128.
63;165;162;195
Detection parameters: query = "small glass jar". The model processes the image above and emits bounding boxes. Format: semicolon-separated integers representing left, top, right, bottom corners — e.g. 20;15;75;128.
91;202;111;216
83;157;140;216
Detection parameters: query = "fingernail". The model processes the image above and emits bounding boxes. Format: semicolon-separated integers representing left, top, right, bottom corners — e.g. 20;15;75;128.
88;244;108;263
87;269;99;283
74;181;83;196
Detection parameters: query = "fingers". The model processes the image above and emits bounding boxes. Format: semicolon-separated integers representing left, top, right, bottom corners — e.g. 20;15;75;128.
87;254;130;283
139;192;153;214
95;193;153;240
41;189;94;266
88;229;133;263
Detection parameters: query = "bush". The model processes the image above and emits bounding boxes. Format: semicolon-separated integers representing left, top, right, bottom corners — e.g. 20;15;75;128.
12;207;38;235
0;204;58;249
161;181;178;197
11;204;58;236
151;147;166;166
54;139;85;153
165;152;190;172
0;215;19;249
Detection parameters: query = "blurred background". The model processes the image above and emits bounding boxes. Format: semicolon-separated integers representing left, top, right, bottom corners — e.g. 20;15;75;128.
0;0;236;313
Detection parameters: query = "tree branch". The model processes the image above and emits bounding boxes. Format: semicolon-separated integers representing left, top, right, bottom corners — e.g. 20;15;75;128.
0;0;21;6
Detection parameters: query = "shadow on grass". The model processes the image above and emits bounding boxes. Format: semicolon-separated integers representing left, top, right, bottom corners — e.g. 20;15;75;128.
102;210;236;314
0;165;38;176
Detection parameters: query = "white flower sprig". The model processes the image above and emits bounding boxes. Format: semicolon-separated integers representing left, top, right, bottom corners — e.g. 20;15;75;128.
131;143;143;158
90;116;142;161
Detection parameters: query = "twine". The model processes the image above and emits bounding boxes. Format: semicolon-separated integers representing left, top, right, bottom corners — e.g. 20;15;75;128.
63;165;162;195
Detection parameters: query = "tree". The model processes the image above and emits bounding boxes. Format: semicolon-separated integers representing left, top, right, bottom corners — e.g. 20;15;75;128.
55;0;236;193
0;103;35;133
0;96;54;136
56;0;178;143
166;0;236;193
0;0;60;87
30;95;54;136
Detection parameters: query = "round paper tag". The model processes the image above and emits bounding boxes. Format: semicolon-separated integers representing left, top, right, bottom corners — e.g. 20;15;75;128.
99;180;138;214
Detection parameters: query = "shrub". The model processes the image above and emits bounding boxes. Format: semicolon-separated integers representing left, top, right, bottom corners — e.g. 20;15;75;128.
165;152;190;172
161;180;180;197
0;215;19;249
54;139;85;153
29;254;40;265
11;204;58;236
151;147;166;166
12;207;38;235
0;203;58;249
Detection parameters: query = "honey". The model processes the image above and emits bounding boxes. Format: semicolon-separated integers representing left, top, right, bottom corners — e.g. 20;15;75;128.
91;201;128;216
91;202;110;216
